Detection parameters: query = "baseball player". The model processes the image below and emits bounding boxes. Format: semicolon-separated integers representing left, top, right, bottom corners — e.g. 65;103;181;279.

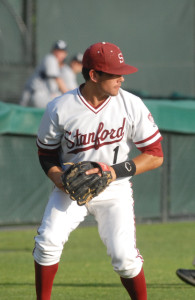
20;40;68;108
33;42;164;300
61;52;83;90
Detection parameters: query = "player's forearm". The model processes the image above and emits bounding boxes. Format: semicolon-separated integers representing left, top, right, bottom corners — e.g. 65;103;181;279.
86;154;163;181
132;153;163;175
47;166;64;191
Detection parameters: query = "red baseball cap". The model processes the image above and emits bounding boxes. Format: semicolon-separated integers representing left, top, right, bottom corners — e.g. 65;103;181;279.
82;42;138;75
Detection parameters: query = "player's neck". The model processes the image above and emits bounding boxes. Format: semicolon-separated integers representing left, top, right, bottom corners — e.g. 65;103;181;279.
80;83;109;108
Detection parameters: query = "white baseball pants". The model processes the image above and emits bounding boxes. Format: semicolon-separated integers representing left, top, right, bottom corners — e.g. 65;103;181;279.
33;180;143;278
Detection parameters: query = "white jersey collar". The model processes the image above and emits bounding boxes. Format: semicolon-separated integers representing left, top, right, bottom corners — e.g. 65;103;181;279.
77;86;111;114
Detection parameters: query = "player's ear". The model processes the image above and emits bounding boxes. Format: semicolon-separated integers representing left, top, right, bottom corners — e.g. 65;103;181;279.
89;69;98;83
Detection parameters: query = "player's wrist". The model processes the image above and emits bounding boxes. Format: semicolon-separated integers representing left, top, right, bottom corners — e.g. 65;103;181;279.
111;160;136;179
109;166;117;181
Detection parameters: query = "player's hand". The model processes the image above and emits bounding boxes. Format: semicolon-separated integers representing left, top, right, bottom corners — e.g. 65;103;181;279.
86;165;116;181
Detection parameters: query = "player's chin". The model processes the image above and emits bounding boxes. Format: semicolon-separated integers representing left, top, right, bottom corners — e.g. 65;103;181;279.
109;87;120;96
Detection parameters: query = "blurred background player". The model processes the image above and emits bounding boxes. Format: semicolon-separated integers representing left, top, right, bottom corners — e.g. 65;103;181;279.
20;40;68;108
61;52;83;90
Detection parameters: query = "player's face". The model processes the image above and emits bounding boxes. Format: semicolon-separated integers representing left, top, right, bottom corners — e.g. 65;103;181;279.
54;50;68;64
95;72;125;97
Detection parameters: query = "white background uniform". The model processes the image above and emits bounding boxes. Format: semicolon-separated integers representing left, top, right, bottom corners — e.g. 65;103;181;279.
34;87;162;278
60;64;79;90
20;54;61;108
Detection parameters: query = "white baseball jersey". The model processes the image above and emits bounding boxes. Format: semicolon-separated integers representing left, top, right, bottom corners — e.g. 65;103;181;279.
37;87;162;177
20;54;62;108
28;54;61;91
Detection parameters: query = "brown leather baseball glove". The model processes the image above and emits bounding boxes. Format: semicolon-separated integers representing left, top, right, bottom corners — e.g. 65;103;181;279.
61;161;112;206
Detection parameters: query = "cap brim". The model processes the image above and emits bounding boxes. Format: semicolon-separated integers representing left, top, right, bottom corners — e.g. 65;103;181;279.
105;65;138;75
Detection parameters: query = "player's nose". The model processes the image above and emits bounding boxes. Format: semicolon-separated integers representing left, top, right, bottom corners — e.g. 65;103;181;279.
119;76;125;82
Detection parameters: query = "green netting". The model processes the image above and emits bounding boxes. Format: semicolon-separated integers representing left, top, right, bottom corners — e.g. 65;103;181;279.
0;0;26;64
169;135;195;216
1;100;195;135
0;101;44;135
145;100;195;134
131;145;162;219
0;135;52;225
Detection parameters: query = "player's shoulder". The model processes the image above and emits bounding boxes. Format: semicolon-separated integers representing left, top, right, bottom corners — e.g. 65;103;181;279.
43;53;58;65
44;53;56;61
119;88;144;106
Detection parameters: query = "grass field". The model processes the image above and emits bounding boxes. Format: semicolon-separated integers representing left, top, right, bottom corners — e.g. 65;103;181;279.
0;221;194;299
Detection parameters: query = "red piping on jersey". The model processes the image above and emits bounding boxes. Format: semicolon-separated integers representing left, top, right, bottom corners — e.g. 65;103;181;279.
134;130;160;145
36;138;60;148
77;90;111;114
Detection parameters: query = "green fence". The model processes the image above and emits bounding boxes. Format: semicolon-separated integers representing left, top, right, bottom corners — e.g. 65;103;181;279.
0;100;195;225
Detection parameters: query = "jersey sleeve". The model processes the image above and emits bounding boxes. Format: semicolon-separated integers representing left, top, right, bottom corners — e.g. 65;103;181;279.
131;97;162;151
36;102;63;150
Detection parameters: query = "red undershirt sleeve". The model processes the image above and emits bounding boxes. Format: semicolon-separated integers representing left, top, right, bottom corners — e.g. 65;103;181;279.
138;141;163;157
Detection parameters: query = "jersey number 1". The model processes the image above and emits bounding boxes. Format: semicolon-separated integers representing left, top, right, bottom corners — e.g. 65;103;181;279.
113;146;119;164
